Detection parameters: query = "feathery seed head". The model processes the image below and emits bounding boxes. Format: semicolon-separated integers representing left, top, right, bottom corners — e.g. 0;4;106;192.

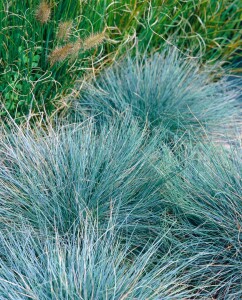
35;1;51;24
69;39;82;60
49;41;82;66
49;45;72;66
57;21;73;41
83;31;106;50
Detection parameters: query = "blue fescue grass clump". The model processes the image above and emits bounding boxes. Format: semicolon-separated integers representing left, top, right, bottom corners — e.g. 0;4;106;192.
0;114;242;297
0;47;241;297
162;143;242;298
70;48;240;139
0;115;185;250
186;145;242;298
0;219;199;300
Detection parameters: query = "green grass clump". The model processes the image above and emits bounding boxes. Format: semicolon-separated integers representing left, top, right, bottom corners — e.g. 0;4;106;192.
0;0;241;120
0;0;107;120
70;48;240;139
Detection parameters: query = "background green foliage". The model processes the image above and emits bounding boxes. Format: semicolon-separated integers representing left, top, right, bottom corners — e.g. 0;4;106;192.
0;0;241;121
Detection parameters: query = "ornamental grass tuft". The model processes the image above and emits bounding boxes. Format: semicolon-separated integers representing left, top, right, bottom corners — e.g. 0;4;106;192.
70;48;241;140
0;219;196;300
0;116;241;297
0;115;183;249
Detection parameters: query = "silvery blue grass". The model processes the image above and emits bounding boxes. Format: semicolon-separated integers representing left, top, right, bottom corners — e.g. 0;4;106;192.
0;115;182;250
71;48;240;140
0;218;199;300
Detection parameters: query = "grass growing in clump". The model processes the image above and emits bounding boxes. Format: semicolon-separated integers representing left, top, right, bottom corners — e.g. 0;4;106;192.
0;1;241;294
0;115;185;249
0;218;200;300
70;48;240;140
0;0;108;120
160;142;242;298
187;145;242;298
0;115;242;297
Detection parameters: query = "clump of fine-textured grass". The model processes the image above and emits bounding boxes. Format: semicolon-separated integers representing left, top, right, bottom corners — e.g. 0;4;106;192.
0;217;200;300
70;48;241;140
0;114;184;249
159;141;242;298
185;144;242;298
0;115;242;297
0;0;108;121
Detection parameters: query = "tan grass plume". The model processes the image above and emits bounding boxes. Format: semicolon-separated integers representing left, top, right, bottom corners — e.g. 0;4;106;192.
57;21;73;41
83;31;106;50
35;1;51;24
49;41;82;66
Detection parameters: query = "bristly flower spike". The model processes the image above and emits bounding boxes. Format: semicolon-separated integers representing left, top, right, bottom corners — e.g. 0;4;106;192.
83;30;106;50
57;21;73;41
35;1;51;24
49;41;82;66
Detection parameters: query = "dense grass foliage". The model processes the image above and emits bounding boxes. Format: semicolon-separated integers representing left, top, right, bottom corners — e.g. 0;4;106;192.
0;115;241;298
177;144;242;298
70;49;240;139
0;0;241;120
0;0;106;120
0;220;196;300
0;1;241;298
157;143;242;298
0;116;183;249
